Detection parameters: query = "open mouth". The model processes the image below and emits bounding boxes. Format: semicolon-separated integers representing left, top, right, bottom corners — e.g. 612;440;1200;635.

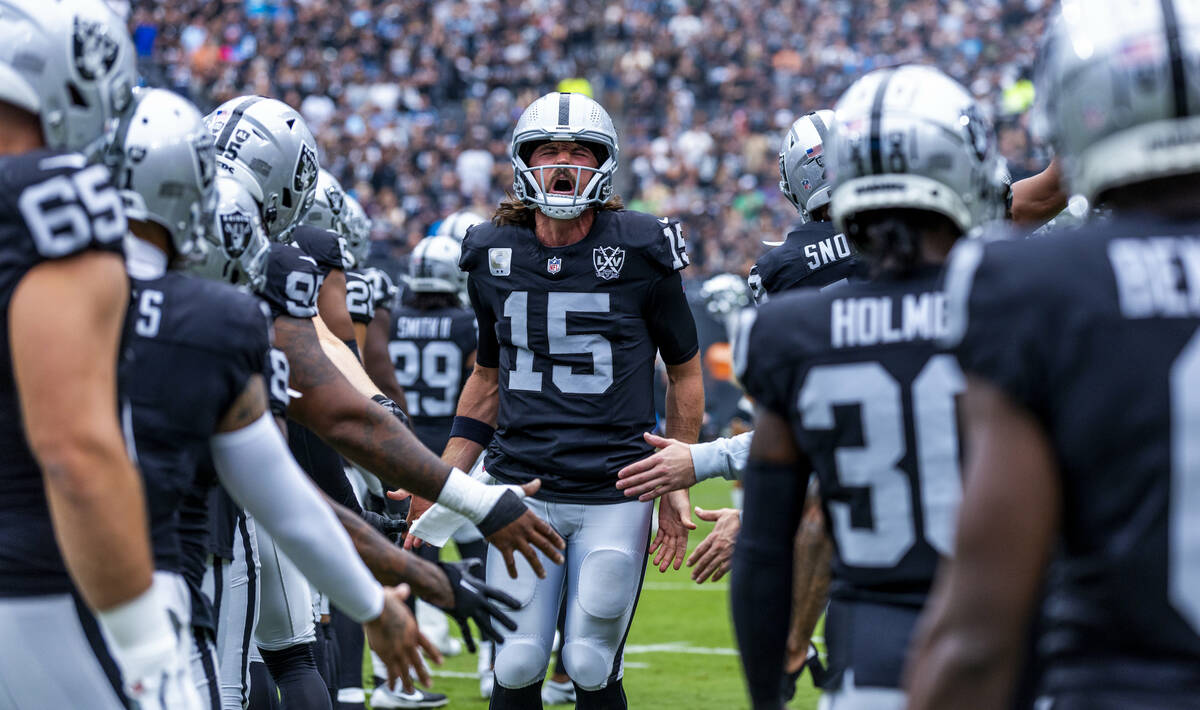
548;172;577;195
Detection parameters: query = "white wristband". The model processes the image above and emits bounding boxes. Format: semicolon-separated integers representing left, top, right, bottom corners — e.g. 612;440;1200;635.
95;581;175;680
437;467;520;525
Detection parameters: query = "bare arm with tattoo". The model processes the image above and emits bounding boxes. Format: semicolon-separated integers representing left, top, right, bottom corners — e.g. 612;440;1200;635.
273;314;564;575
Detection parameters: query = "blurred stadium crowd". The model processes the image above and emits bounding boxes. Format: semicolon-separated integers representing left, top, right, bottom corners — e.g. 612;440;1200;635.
129;0;1053;278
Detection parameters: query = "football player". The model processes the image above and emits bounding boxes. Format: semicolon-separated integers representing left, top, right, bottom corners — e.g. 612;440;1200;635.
108;86;454;708
435;209;487;244
419;91;704;710
748;110;866;305
0;2;203;708
907;3;1200;708
732;64;1008;709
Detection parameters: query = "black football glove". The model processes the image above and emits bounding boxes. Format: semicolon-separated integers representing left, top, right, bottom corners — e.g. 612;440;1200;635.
362;510;408;544
434;558;519;653
371;394;412;431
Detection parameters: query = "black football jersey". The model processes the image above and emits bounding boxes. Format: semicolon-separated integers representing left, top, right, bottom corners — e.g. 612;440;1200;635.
345;270;375;324
460;210;699;502
0;150;126;597
258;242;322;320
748;221;866;304
740;266;963;605
387;304;477;454
291;225;351;275
123;270;273;575
946;217;1200;690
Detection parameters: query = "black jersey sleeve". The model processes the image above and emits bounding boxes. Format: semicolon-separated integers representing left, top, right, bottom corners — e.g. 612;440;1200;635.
468;275;499;368
943;239;1051;414
645;271;699;365
291;225;350;274
265;346;291;418
218;291;274;414
259;243;323;319
0;151;127;262
345;271;374;324
646;216;691;274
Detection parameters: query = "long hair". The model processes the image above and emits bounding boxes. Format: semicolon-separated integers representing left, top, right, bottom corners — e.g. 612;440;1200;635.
492;194;626;228
843;209;961;278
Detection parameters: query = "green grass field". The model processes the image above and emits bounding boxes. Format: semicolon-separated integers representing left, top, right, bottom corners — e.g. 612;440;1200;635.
375;481;822;709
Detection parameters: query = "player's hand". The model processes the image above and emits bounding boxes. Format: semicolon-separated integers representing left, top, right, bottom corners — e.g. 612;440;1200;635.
388;489;433;550
120;652;204;710
650;489;696;572
687;507;740;583
616;432;697;501
364;584;444;694
485;479;565;579
433;559;519;652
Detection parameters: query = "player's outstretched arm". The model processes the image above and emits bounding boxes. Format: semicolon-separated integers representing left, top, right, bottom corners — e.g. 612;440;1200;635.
313;313;384;398
208;373;443;688
731;406;810;709
905;378;1060;710
363;306;408;406
275;315;563;576
11;252;154;611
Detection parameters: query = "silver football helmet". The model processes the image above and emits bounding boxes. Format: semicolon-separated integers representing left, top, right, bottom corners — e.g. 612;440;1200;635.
408;235;465;294
341;194;371;266
511;92;619;220
1036;0;1200;201
302;169;349;237
204;96;319;241
829;65;1008;236
434;209;486;242
0;0;135;156
190;175;270;291
779;110;835;223
105;88;215;261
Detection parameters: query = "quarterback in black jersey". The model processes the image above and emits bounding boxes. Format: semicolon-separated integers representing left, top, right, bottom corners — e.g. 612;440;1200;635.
431;92;703;710
732;66;1009;709
0;3;198;708
908;4;1200;708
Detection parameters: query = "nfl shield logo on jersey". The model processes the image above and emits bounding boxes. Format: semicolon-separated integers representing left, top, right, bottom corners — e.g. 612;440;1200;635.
593;246;625;280
547;256;562;275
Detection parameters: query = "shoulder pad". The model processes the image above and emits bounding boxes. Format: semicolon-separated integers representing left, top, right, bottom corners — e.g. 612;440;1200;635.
291;225;348;273
608;210;690;274
1;149;127;260
259;243;323;319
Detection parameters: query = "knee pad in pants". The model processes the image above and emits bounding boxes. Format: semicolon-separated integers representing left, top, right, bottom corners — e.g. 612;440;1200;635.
493;639;551;690
254;527;316;650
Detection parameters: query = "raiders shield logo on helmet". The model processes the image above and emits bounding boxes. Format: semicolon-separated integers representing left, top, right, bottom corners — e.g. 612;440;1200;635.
194;137;216;191
220;212;254;257
72;17;120;81
294;143;318;193
326;186;345;216
593;246;625;280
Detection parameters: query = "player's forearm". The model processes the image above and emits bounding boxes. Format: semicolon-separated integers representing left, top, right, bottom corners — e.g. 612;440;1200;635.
691;431;754;482
732;457;804;708
363;312;408;406
329;499;453;608
276;315;452;500
314;315;383;398
1010;157;1067;227
352;322;367;359
904;603;1021;710
41;439;156;611
443;365;499;470
318;269;356;342
664;355;704;444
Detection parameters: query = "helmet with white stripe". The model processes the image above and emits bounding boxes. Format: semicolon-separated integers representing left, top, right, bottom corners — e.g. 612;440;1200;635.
204;96;319;241
1036;0;1200;201
408;235;464;295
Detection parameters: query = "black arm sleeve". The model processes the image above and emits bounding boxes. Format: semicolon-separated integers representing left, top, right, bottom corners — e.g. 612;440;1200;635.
731;458;807;709
469;277;500;368
645;271;700;366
